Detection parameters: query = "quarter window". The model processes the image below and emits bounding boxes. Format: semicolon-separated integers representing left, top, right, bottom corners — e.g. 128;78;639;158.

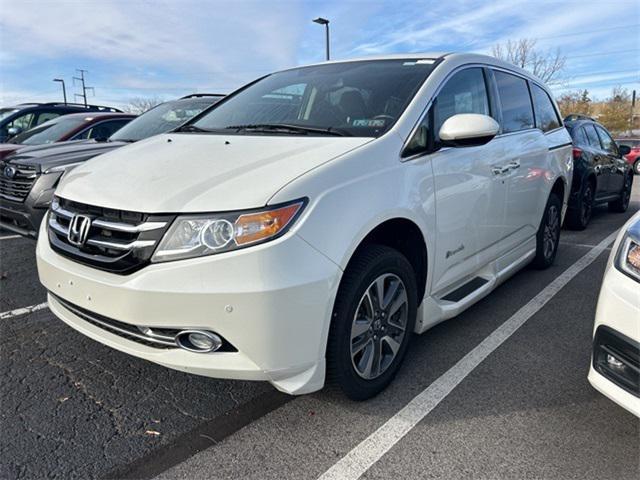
572;127;588;146
583;124;602;149
433;68;490;136
531;84;560;132
494;71;534;133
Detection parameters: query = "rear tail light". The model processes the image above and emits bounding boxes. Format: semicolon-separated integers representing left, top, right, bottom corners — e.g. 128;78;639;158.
572;147;583;161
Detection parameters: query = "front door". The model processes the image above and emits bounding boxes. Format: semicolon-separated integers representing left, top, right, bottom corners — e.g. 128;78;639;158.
428;67;507;293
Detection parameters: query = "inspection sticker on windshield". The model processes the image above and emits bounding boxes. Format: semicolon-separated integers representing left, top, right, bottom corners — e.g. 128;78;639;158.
352;119;386;127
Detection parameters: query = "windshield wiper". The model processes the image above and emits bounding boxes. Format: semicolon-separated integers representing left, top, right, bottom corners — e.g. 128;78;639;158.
225;123;350;137
175;125;218;133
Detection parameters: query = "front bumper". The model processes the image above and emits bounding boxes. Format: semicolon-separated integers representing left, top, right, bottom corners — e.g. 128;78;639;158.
37;222;343;395
588;264;640;417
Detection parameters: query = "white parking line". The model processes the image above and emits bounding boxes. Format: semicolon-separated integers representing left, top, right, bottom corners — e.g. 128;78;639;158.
0;235;22;240
318;230;618;480
0;302;48;320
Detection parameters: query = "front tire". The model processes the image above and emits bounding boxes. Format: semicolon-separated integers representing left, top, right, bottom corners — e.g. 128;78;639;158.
532;193;562;269
326;244;417;400
634;160;640;176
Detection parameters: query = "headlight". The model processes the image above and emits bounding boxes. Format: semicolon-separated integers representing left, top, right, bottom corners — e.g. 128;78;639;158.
151;199;306;262
615;229;640;282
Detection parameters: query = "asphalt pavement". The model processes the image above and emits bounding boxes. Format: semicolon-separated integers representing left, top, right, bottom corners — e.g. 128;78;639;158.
1;184;639;480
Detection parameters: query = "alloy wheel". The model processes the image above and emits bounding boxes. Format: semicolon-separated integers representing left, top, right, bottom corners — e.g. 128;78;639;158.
543;205;560;260
580;185;593;226
350;273;408;380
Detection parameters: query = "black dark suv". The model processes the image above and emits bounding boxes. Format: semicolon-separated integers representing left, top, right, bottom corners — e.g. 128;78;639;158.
564;114;634;230
0;103;122;143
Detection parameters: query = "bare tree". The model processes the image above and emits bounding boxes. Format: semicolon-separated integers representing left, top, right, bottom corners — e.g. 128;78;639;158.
557;89;592;117
124;96;163;114
491;39;566;84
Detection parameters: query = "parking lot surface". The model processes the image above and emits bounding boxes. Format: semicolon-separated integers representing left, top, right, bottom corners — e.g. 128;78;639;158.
1;184;639;479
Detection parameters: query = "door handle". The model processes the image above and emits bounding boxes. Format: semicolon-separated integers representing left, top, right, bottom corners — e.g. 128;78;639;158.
506;160;521;170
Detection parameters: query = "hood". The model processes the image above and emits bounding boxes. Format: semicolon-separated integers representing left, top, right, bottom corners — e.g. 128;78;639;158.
0;144;20;160
6;140;128;171
58;133;372;212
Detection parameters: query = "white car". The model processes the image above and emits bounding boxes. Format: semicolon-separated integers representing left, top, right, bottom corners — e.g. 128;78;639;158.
588;212;640;416
37;53;573;399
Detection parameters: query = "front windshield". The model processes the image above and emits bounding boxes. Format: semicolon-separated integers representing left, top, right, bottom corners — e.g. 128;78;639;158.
13;116;87;145
192;59;437;137
0;108;19;122
110;98;217;142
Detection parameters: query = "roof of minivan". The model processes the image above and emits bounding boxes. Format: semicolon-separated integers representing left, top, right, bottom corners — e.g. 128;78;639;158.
281;52;545;86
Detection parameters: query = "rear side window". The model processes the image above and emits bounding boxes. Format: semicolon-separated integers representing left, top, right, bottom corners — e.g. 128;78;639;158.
74;119;131;140
583;125;602;149
531;84;560;132
571;127;588;146
494;71;534;133
433;68;490;135
595;125;617;155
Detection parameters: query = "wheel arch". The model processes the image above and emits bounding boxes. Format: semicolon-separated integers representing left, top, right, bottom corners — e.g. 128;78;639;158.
344;217;429;302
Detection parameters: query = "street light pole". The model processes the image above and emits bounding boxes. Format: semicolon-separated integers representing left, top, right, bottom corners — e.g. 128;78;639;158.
313;17;330;61
53;78;67;105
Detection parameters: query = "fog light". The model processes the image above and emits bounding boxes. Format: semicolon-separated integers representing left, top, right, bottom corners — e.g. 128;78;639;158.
607;354;624;369
176;330;222;353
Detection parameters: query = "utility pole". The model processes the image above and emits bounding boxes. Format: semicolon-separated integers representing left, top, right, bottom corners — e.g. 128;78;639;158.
53;78;67;105
72;69;95;107
630;89;636;136
312;17;330;61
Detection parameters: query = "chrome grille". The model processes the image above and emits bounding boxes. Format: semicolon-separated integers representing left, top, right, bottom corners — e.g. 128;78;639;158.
48;197;175;274
0;163;38;202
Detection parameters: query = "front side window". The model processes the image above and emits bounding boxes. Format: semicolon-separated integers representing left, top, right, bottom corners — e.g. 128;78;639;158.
36;112;61;125
192;60;437;137
494;71;534;133
531;84;560;132
74;119;131;140
433;68;490;136
6;113;35;132
583;124;602;149
595;125;618;155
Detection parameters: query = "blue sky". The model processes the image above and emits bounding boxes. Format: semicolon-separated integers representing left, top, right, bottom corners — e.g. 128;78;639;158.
1;0;638;108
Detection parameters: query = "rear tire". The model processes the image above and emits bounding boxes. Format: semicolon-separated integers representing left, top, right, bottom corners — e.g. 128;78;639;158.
565;181;594;230
532;193;562;270
608;174;633;213
634;160;640;176
326;244;417;400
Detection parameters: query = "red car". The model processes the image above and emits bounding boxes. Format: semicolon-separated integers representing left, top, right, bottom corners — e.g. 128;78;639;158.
0;112;135;160
616;138;640;175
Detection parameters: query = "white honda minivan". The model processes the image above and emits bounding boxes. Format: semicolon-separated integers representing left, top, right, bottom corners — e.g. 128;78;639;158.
37;53;572;399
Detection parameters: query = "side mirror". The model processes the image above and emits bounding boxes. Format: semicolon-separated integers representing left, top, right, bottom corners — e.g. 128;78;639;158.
439;113;499;148
7;126;22;137
618;144;631;156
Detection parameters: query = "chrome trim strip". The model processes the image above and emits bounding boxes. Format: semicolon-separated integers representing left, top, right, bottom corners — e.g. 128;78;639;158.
53;295;178;347
86;238;157;250
91;218;166;233
51;203;166;233
49;217;68;235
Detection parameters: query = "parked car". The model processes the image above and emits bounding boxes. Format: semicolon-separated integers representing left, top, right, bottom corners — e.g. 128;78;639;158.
563;115;633;230
0;102;122;142
0;94;223;238
0;112;135;160
36;53;572;399
588;211;640;417
615;138;640;175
